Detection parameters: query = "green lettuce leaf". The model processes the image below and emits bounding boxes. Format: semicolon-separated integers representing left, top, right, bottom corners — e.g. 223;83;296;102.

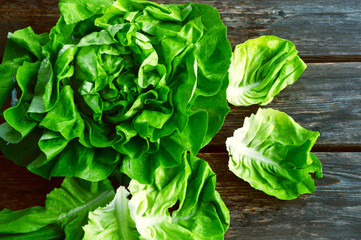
227;36;307;106
82;154;230;240
0;226;63;240
0;0;231;184
226;108;322;200
129;154;229;240
59;0;114;24
0;178;115;239
0;62;15;108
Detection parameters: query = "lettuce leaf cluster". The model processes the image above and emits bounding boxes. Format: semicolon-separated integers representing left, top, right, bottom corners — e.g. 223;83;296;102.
225;36;322;200
0;0;231;184
85;154;229;240
0;178;115;239
0;155;229;239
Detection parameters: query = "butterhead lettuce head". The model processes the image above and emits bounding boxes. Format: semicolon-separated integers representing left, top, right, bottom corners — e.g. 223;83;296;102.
0;0;232;183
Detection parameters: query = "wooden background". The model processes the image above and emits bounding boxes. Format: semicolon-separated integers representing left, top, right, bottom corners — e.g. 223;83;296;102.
0;0;360;239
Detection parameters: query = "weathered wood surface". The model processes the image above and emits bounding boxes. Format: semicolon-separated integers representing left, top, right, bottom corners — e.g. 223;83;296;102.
158;0;361;60
198;152;361;240
1;0;361;60
0;0;360;239
0;155;63;210
206;62;361;151
1;153;360;239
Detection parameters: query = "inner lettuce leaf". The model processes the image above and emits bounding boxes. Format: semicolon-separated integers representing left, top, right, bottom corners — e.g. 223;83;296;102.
83;186;139;239
83;154;230;240
0;178;115;239
226;108;323;200
0;0;231;184
227;36;307;106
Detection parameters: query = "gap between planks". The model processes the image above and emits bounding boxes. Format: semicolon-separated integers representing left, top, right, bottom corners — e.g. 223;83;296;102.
201;144;361;154
198;152;361;240
1;0;361;59
208;62;361;148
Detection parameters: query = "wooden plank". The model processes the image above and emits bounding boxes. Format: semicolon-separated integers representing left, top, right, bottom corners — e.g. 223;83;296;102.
198;152;361;239
0;155;63;210
206;62;361;150
0;0;361;60
0;0;59;59
1;152;360;239
156;0;361;58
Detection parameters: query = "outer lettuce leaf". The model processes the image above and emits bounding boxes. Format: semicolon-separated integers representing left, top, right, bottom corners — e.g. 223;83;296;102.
0;62;15;108
227;36;307;106
226;108;322;200
59;0;114;24
82;154;230;240
3;27;44;61
0;178;115;239
0;226;63;240
0;0;231;184
0;208;58;234
129;154;229;240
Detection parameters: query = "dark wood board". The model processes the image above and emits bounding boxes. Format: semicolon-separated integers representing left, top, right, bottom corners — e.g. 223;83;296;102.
0;155;63;210
158;0;361;60
0;0;360;239
1;153;360;239
206;62;361;151
1;0;361;60
198;152;361;240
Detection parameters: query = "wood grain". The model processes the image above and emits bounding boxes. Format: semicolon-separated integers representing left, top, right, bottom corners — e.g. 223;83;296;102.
1;0;361;60
0;155;63;210
198;152;361;240
0;0;360;239
1;152;360;239
156;0;361;58
0;0;58;59
206;62;361;150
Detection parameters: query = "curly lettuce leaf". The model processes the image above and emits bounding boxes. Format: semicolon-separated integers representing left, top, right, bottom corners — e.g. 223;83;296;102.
0;0;231;184
0;178;115;239
59;0;114;24
82;154;230;240
227;36;307;106
129;154;229;240
226;108;322;200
